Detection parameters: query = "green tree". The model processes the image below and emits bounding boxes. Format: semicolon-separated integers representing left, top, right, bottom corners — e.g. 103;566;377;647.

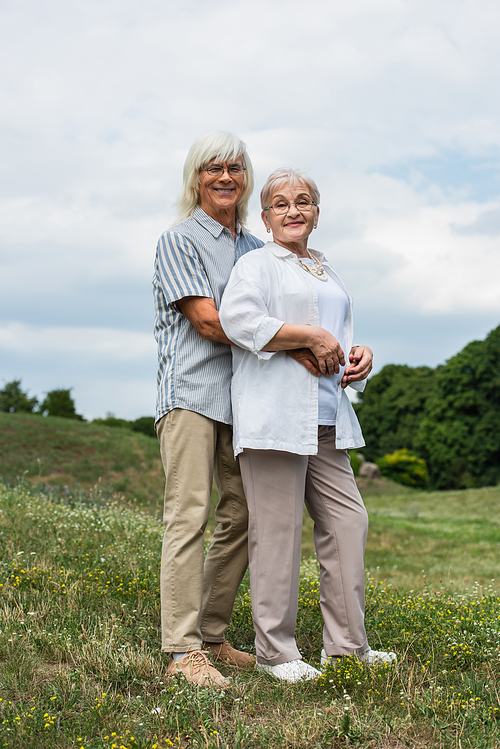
0;379;38;413
38;388;84;420
354;364;437;462
415;325;500;490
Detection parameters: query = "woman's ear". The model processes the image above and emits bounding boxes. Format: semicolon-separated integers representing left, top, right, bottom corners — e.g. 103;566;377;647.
261;210;271;234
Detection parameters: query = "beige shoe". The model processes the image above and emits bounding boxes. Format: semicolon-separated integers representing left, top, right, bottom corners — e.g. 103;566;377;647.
203;641;255;669
167;650;230;687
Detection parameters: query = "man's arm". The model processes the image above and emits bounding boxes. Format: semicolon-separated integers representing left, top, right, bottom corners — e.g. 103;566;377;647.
177;296;232;344
178;297;323;378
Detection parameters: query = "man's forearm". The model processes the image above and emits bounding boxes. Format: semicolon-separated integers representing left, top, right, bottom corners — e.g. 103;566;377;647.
177;296;232;344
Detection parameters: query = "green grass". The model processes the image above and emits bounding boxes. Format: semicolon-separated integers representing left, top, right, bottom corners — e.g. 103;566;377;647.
2;410;499;589
301;481;500;591
1;479;500;748
0;413;164;512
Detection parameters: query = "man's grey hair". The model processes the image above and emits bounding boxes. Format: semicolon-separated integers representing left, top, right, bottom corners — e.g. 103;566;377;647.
260;167;321;210
176;131;254;227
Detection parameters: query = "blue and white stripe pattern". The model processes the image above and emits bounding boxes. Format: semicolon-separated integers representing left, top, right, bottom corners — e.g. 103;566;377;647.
153;207;263;425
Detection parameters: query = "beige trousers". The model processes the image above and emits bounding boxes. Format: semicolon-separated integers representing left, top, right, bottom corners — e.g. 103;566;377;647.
157;409;249;653
239;426;369;666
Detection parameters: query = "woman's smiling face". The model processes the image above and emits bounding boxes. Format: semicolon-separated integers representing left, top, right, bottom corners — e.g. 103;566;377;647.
262;182;319;253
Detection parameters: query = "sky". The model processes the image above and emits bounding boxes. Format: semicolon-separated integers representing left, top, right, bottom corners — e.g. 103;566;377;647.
1;0;500;420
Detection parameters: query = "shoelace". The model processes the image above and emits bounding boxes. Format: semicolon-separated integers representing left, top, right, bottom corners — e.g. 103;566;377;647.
186;650;212;673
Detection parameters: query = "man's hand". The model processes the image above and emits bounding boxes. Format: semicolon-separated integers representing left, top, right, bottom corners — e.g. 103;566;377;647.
341;345;373;388
286;348;321;376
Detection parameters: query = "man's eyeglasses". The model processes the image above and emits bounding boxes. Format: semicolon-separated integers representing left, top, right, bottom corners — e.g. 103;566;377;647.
202;164;246;177
264;198;317;216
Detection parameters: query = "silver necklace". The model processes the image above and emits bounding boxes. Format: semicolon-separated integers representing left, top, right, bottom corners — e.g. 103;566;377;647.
297;249;328;281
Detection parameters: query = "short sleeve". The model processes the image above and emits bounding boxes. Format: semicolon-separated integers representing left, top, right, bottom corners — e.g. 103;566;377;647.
155;230;213;305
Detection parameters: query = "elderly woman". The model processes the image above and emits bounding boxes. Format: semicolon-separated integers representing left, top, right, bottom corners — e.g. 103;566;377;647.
219;168;396;681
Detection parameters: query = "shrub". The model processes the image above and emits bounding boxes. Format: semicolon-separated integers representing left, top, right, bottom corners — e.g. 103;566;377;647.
91;414;156;439
93;414;131;430
349;450;362;476
376;448;428;488
130;416;156;439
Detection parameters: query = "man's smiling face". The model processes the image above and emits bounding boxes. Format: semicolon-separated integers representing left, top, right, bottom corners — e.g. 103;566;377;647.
198;158;246;220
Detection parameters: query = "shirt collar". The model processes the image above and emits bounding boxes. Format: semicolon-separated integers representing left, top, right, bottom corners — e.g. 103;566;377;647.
193;206;242;239
265;241;328;264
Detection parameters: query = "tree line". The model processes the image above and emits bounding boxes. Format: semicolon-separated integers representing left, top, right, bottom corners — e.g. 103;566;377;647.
3;322;500;489
0;379;156;439
355;323;500;490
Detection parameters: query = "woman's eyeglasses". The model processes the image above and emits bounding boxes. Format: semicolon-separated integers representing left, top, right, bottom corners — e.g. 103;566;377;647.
264;198;317;216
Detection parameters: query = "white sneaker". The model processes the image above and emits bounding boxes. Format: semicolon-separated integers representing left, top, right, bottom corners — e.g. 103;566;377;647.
257;659;322;682
360;649;397;665
321;649;339;667
321;648;397;666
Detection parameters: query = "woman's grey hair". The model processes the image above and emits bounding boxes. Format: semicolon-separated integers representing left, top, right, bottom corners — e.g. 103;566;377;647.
175;131;254;227
260;168;320;210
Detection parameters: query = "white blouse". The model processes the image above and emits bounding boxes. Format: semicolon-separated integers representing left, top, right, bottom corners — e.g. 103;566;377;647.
299;256;350;425
219;241;366;456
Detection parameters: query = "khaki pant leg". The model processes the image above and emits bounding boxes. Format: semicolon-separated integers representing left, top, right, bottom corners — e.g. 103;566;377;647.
239;449;307;666
157;409;216;653
200;422;250;642
305;426;369;656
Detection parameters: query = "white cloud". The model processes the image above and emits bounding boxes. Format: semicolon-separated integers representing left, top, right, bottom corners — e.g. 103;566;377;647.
1;0;500;417
362;199;500;314
0;323;155;361
0;323;158;420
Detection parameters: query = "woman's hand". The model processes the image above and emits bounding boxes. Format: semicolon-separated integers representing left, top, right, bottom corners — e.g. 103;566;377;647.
263;324;344;376
308;328;345;375
341;345;373;388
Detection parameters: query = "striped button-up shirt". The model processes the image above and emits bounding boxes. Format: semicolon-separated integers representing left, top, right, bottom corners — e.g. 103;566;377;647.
153;207;264;425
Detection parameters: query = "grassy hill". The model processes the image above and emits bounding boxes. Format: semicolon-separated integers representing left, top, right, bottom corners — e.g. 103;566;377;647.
0;412;164;512
2;412;500;590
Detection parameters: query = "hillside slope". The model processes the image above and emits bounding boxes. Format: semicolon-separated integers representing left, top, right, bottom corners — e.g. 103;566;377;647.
0;412;164;512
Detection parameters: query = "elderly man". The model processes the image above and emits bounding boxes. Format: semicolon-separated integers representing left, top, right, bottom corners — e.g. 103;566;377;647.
153;132;264;686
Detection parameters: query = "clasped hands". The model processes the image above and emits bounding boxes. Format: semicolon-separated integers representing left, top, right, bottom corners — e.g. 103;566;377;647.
287;344;373;387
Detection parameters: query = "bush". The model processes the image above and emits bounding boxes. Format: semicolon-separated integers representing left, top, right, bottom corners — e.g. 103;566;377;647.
349;450;363;476
376;448;428;488
91;414;156;439
92;414;131;430
130;416;156;439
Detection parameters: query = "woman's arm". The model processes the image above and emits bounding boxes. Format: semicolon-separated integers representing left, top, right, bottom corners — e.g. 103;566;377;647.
262;323;345;376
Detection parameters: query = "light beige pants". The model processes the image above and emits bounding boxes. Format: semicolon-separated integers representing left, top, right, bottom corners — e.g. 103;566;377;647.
239;426;369;666
157;409;249;653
